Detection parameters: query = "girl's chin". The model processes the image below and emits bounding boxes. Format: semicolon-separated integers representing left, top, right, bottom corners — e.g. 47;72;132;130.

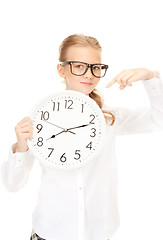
66;87;93;95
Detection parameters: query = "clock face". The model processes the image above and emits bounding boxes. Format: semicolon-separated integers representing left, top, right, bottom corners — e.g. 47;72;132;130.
30;90;106;170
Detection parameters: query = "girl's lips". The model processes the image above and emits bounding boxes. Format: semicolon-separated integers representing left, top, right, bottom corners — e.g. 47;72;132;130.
80;82;93;86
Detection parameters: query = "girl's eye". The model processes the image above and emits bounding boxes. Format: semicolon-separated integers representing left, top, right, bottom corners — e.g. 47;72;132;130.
75;65;83;69
93;66;100;70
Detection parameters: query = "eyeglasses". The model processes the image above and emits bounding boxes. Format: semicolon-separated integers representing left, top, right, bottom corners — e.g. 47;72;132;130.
60;61;109;78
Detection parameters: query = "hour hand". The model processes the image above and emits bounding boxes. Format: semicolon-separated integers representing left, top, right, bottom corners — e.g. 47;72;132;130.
46;131;64;140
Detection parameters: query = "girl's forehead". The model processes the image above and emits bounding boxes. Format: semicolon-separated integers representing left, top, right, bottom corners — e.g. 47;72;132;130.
66;46;102;63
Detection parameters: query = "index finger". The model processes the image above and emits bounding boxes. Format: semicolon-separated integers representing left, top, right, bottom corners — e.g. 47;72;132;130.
105;78;117;88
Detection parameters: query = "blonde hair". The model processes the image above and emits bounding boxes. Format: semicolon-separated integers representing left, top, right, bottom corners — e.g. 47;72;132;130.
59;34;115;126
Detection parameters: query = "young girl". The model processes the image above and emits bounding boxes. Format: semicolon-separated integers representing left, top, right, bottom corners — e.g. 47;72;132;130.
1;34;163;240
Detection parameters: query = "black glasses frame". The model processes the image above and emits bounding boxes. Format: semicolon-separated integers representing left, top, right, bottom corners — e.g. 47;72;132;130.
60;61;109;78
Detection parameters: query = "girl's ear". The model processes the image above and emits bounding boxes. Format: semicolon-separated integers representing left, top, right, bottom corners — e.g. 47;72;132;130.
57;64;65;78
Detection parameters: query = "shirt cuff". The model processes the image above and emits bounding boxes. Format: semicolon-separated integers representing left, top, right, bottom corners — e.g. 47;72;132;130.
10;143;31;168
142;76;162;97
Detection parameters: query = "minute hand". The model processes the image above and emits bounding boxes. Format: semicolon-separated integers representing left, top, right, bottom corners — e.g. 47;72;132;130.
42;119;75;134
67;123;90;131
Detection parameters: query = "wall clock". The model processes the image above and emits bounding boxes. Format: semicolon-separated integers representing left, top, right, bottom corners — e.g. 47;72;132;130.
30;90;106;169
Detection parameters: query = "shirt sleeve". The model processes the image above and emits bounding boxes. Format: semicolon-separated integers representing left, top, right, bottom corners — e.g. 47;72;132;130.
111;77;163;135
0;143;35;192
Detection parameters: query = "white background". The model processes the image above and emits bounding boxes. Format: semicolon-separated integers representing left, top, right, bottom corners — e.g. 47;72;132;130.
0;0;163;239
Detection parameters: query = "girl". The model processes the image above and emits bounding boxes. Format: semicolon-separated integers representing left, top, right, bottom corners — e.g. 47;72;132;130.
1;34;163;240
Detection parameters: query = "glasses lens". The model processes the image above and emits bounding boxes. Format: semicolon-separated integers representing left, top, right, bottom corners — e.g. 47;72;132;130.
92;64;107;78
71;62;87;76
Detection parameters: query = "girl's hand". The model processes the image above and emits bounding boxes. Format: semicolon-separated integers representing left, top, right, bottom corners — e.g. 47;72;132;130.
14;117;33;153
106;68;154;90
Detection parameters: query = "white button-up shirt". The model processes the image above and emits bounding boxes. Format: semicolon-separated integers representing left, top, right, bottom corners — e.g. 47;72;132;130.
1;77;163;240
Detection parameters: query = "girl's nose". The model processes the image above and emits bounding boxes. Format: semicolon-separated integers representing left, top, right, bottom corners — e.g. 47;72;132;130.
84;66;93;78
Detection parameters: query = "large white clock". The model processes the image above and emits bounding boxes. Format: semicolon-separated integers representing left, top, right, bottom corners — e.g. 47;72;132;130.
30;90;106;170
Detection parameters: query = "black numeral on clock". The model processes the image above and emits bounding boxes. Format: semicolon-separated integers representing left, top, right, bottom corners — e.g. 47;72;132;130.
81;104;84;113
90;128;96;137
74;150;81;160
65;100;73;109
36;124;43;133
53;102;60;111
60;153;67;162
86;142;92;150
41;111;49;120
48;148;54;157
89;114;95;124
37;137;43;147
